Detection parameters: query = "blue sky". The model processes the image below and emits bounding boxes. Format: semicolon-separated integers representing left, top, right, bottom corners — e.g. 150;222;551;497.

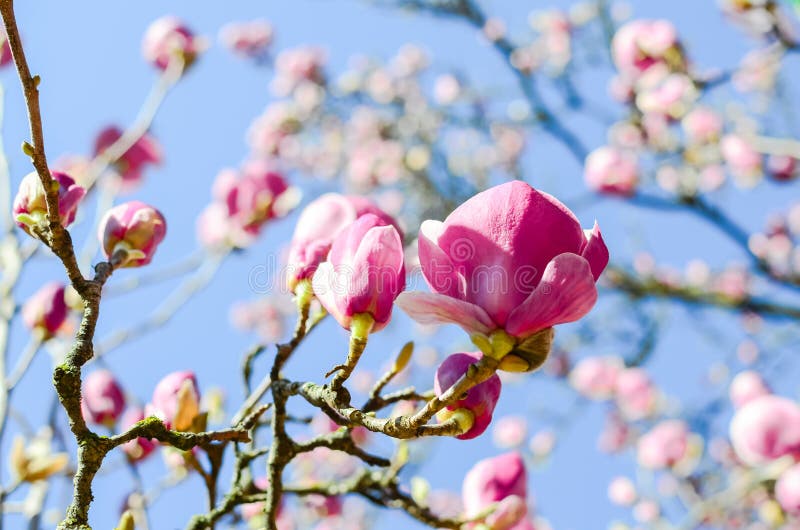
2;1;800;529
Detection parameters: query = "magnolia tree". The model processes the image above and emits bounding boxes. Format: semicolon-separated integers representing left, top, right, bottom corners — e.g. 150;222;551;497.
0;0;799;529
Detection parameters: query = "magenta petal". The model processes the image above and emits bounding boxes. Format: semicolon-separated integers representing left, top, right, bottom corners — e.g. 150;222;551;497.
347;225;405;327
436;181;586;325
395;291;495;335
580;222;610;281
506;253;598;338
418;220;464;298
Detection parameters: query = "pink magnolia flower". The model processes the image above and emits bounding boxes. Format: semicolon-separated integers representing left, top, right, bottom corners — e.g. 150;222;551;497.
142;16;202;71
311;214;405;332
637;419;689;470
635;70;697;119
21;282;68;339
219;20;273;58
611;20;680;78
493;415;528;448
767;155;797;182
729;370;771;409
434;352;502;440
462;452;527;519
247;102;301;156
682;107;723;144
608;476;637;506
148;371;201;432
211;161;298;246
730;395;800;466
120;407;156;462
396;181;608;345
721;134;762;182
615;367;657;420
13;171;85;236
584;146;639;196
569;355;623;399
272;46;326;94
287;193;400;291
81;370;126;426
433;74;461;105
99;201;166;268
777;463;800;516
93;126;162;190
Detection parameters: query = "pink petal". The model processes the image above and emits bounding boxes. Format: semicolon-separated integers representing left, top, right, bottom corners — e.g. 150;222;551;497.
506;253;598;338
311;261;350;328
435;181;585;325
347;225;405;326
395;291;495;336
418;220;465;298
580;222;610;281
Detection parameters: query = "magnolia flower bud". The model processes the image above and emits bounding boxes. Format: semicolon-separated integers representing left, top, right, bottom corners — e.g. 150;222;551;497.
81;370;126;426
730;395;800;466
434;352;501;440
21;282;68;339
312;214;405;332
287;193;400;292
729;370;770;409
13;171;85;237
99;201;166;268
462;452;527;519
637;420;689;470
569;355;623;400
611;20;681;79
148;371;201;432
142;16;202;71
94;126;162;190
584;146;639;196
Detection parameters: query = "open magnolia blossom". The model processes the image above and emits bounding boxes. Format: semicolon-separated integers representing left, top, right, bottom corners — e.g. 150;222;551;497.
396;181;608;372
